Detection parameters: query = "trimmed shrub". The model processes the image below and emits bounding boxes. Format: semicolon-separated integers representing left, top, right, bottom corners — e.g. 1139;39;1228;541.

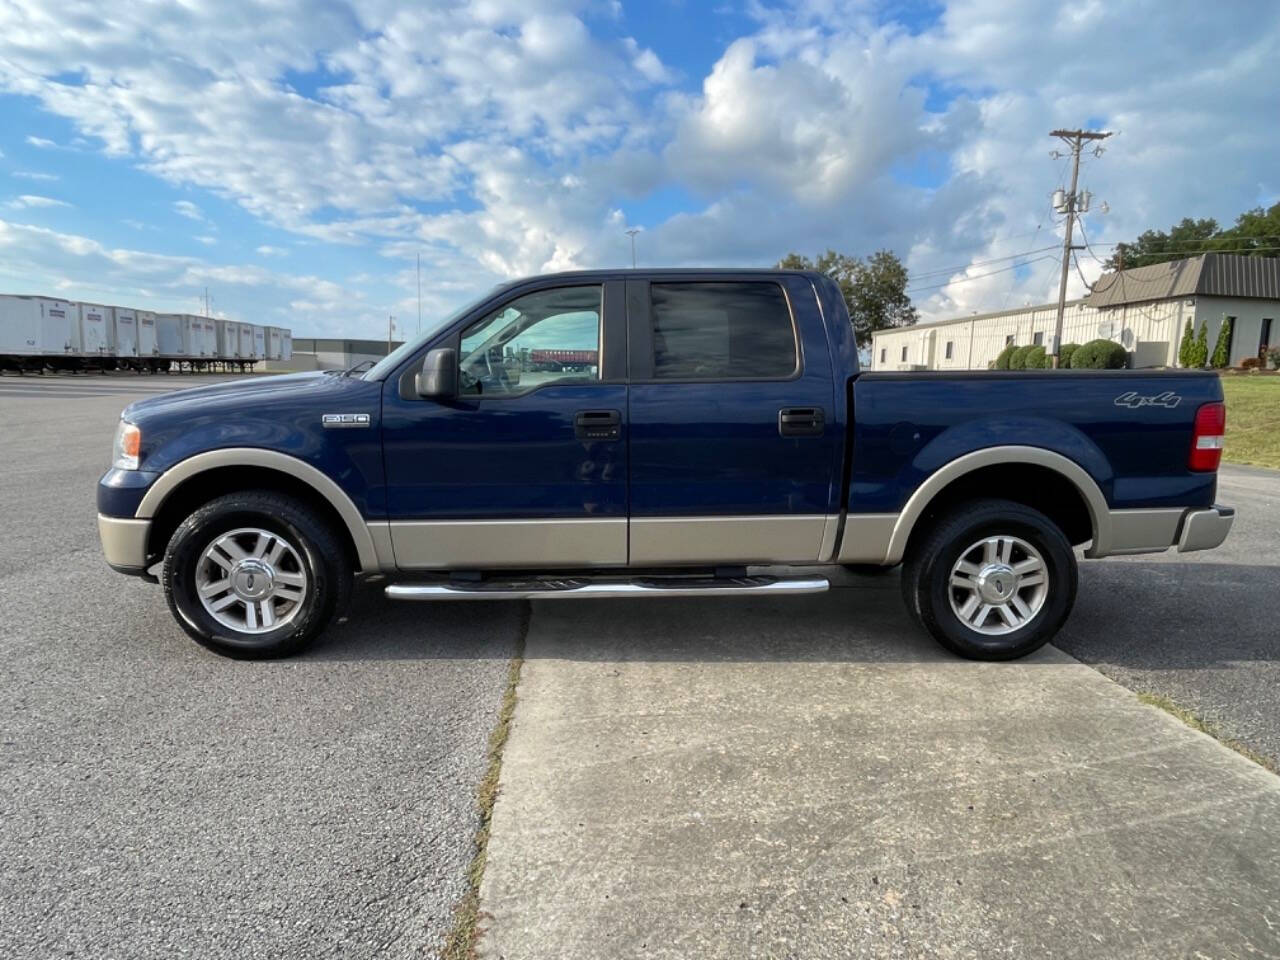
994;343;1018;370
1190;322;1209;368
1070;338;1128;369
1008;345;1035;370
1268;345;1280;370
1177;319;1194;367
1241;356;1262;371
1025;345;1048;369
1058;342;1081;368
1210;318;1232;369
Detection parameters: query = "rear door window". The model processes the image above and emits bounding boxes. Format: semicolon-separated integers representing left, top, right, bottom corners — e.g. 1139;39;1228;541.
649;282;797;380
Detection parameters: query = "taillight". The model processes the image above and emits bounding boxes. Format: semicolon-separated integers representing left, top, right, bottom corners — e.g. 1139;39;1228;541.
1189;402;1225;471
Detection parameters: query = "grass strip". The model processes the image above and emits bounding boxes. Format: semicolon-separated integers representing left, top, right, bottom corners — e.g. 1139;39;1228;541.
1137;691;1277;775
441;611;528;960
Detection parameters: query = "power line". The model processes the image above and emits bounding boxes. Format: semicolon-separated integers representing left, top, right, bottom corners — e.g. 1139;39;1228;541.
908;243;1060;281
906;254;1059;294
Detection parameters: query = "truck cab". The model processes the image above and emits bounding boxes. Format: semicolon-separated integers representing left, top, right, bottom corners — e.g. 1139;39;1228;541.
98;269;1233;660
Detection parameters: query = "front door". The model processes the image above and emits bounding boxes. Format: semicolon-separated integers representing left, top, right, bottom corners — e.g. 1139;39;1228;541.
625;276;840;565
381;281;628;569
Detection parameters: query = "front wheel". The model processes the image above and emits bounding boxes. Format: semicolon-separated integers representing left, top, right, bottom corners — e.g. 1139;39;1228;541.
162;491;351;659
900;498;1077;661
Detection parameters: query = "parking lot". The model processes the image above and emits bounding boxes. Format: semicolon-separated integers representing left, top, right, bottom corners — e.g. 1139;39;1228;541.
3;374;1278;958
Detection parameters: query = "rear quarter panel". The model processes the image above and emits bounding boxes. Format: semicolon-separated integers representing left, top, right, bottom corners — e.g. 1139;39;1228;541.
849;370;1223;513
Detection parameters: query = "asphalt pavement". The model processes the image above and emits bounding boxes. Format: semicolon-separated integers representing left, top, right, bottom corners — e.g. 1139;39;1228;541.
0;374;520;960
1055;462;1280;765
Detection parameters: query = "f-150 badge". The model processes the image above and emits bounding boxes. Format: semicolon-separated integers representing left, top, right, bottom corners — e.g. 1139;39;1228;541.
1114;391;1180;409
321;413;371;427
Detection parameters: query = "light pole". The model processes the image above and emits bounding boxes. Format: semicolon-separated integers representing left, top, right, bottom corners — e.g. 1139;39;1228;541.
625;228;640;268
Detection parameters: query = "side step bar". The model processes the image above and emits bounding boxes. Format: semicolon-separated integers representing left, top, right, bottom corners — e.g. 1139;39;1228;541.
385;575;829;601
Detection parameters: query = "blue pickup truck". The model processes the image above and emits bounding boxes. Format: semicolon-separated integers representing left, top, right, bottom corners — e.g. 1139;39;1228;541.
98;269;1233;660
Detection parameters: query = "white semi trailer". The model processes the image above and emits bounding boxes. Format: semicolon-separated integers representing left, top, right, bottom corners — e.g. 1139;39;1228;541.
113;307;139;367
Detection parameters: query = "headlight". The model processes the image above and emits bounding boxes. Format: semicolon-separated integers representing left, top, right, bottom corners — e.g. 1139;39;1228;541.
113;421;141;470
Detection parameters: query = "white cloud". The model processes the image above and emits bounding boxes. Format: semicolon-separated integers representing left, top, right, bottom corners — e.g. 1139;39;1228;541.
173;200;205;222
7;194;71;208
12;170;58;181
195;234;217;245
255;245;288;256
24;136;55;148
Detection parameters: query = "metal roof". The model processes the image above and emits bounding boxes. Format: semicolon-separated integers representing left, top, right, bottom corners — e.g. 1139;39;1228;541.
1086;253;1280;307
870;298;1087;334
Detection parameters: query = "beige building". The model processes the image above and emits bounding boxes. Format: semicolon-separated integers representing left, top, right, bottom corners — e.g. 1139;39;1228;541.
871;253;1279;370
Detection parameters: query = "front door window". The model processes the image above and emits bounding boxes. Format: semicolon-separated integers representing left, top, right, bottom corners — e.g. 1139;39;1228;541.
458;286;601;396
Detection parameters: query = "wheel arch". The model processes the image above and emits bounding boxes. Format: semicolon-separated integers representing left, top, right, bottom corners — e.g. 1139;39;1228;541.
137;448;381;572
887;446;1111;565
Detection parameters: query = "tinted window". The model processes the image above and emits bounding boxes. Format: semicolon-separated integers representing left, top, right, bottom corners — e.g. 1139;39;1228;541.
1033;331;1044;346
945;341;954;359
650;282;796;380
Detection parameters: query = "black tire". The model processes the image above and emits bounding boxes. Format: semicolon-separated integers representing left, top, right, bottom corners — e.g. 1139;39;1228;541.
900;498;1077;661
162;490;351;659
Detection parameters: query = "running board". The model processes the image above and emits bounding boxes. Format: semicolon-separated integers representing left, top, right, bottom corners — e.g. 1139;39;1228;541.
385;575;829;601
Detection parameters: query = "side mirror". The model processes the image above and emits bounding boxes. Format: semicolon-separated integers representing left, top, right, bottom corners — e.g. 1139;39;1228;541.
416;347;458;398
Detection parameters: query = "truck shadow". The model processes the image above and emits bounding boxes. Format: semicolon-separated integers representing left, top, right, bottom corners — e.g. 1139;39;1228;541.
305;560;1278;670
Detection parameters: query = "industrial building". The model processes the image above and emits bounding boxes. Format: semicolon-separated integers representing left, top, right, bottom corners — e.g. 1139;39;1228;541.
0;294;291;372
871;253;1280;370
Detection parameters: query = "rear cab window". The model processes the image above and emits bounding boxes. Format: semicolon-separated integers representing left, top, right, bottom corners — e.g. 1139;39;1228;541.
649;282;798;380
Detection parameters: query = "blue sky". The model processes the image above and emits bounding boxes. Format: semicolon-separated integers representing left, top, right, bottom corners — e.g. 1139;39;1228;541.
1;0;1277;338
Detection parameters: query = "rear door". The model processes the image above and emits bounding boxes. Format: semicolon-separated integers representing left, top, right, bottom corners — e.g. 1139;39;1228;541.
381;279;630;569
626;275;840;565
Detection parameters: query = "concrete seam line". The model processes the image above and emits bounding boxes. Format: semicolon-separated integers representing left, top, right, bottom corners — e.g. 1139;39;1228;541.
440;600;530;960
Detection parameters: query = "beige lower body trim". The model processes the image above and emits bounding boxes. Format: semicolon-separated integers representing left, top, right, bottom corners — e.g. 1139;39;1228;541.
98;514;151;569
1100;508;1185;556
835;514;899;564
366;521;397;572
136;447;380;573
629;515;828;565
390;518;626;569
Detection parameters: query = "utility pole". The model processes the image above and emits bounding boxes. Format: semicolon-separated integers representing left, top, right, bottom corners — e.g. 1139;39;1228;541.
204;286;209;316
387;315;395;354
625;228;640;268
1050;128;1110;367
416;252;422;335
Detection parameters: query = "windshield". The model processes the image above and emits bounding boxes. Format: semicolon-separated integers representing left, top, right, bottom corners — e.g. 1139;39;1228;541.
362;291;499;381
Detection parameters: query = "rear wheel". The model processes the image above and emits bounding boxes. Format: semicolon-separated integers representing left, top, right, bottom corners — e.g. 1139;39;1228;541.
162;491;351;659
900;498;1077;661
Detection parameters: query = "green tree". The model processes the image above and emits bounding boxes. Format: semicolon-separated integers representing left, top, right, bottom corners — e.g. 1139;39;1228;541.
994;343;1018;370
1210;317;1233;369
1025;345;1048;369
1177;318;1194;367
1105;201;1280;271
778;249;916;348
1190;322;1209;368
1058;343;1081;368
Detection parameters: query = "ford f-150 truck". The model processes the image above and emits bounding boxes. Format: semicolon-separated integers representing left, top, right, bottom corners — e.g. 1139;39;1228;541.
97;269;1234;660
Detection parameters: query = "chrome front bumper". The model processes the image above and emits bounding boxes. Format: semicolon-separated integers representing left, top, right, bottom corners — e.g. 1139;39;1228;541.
98;514;151;572
1177;504;1235;553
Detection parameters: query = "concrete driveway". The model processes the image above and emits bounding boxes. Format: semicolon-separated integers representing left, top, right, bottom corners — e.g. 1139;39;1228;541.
479;588;1280;960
